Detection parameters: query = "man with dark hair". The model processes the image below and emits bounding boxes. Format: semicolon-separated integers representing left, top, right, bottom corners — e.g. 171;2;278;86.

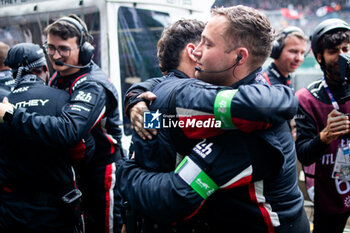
0;41;14;99
121;19;206;232
118;6;309;233
296;18;350;233
124;19;205;140
0;42;85;233
0;14;123;233
264;26;308;86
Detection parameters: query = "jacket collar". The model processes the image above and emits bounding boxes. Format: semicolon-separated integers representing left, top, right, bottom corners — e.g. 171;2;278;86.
232;67;263;88
270;62;290;85
168;69;191;79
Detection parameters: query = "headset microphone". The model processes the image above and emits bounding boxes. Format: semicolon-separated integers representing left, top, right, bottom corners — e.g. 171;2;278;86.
195;54;242;73
195;64;235;73
55;60;90;69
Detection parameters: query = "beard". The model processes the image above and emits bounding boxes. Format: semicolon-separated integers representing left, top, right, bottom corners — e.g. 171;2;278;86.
323;60;342;85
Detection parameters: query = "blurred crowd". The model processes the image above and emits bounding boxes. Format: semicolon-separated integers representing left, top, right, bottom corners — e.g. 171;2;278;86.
213;0;347;11
213;0;350;36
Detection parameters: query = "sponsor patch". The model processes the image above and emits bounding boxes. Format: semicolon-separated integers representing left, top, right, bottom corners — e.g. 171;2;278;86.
66;104;92;119
71;90;96;105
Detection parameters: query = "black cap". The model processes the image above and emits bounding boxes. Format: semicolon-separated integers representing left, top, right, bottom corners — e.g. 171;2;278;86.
311;18;350;59
4;43;46;69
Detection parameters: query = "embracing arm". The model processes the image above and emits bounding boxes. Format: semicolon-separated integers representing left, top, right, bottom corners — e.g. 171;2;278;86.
124;77;165;139
116;135;254;223
174;81;298;137
124;76;166;117
126;79;298;140
116;159;203;224
229;84;298;125
1;82;107;147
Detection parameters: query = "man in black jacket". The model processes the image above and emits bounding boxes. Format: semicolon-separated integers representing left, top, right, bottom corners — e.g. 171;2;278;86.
118;6;309;233
0;15;123;233
263;26;308;86
0;42;86;233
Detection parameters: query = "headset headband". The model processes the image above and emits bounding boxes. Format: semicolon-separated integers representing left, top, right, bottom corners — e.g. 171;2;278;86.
56;16;90;46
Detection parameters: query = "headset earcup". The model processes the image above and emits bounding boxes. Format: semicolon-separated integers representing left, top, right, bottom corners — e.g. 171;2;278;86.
79;42;95;65
270;40;281;59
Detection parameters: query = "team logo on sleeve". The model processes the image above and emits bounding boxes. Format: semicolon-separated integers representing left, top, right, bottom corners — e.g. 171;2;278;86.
143;110;162;129
193;139;213;158
74;91;93;103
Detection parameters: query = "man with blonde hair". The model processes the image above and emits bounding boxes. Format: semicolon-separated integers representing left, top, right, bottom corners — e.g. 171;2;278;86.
264;26;308;86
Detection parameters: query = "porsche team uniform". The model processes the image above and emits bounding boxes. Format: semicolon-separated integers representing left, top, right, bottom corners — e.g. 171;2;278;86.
0;74;84;233
5;62;123;233
262;62;292;86
117;68;309;232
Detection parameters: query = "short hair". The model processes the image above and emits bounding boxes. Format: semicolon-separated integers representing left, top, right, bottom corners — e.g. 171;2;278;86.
276;30;308;48
44;14;89;45
211;5;274;66
157;19;205;73
13;66;45;80
0;41;10;67
317;29;350;56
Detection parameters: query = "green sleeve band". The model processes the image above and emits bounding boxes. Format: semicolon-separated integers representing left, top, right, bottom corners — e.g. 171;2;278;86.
190;170;219;199
175;156;218;199
174;156;188;173
214;89;238;128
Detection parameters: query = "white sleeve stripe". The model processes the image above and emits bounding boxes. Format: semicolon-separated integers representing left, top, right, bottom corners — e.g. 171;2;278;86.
90;106;106;130
254;181;280;227
220;165;253;188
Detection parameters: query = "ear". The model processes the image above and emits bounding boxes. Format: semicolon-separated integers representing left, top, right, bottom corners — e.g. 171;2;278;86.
186;43;197;62
36;65;49;83
43;65;48;73
236;48;248;65
316;53;322;64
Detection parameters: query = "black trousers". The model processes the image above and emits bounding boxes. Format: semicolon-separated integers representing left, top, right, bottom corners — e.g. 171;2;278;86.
313;204;350;233
79;161;121;233
275;208;310;233
0;190;78;233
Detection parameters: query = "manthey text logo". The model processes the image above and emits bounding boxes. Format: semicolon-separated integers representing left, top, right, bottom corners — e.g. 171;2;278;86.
143;109;221;129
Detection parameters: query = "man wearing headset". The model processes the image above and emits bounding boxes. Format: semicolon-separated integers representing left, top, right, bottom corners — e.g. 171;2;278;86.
118;6;309;233
263;26;308;86
0;42;88;233
0;15;123;233
295;18;350;233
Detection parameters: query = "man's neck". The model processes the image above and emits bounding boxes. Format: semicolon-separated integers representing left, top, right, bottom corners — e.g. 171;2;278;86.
58;67;80;77
273;62;289;78
57;66;90;80
177;63;195;78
